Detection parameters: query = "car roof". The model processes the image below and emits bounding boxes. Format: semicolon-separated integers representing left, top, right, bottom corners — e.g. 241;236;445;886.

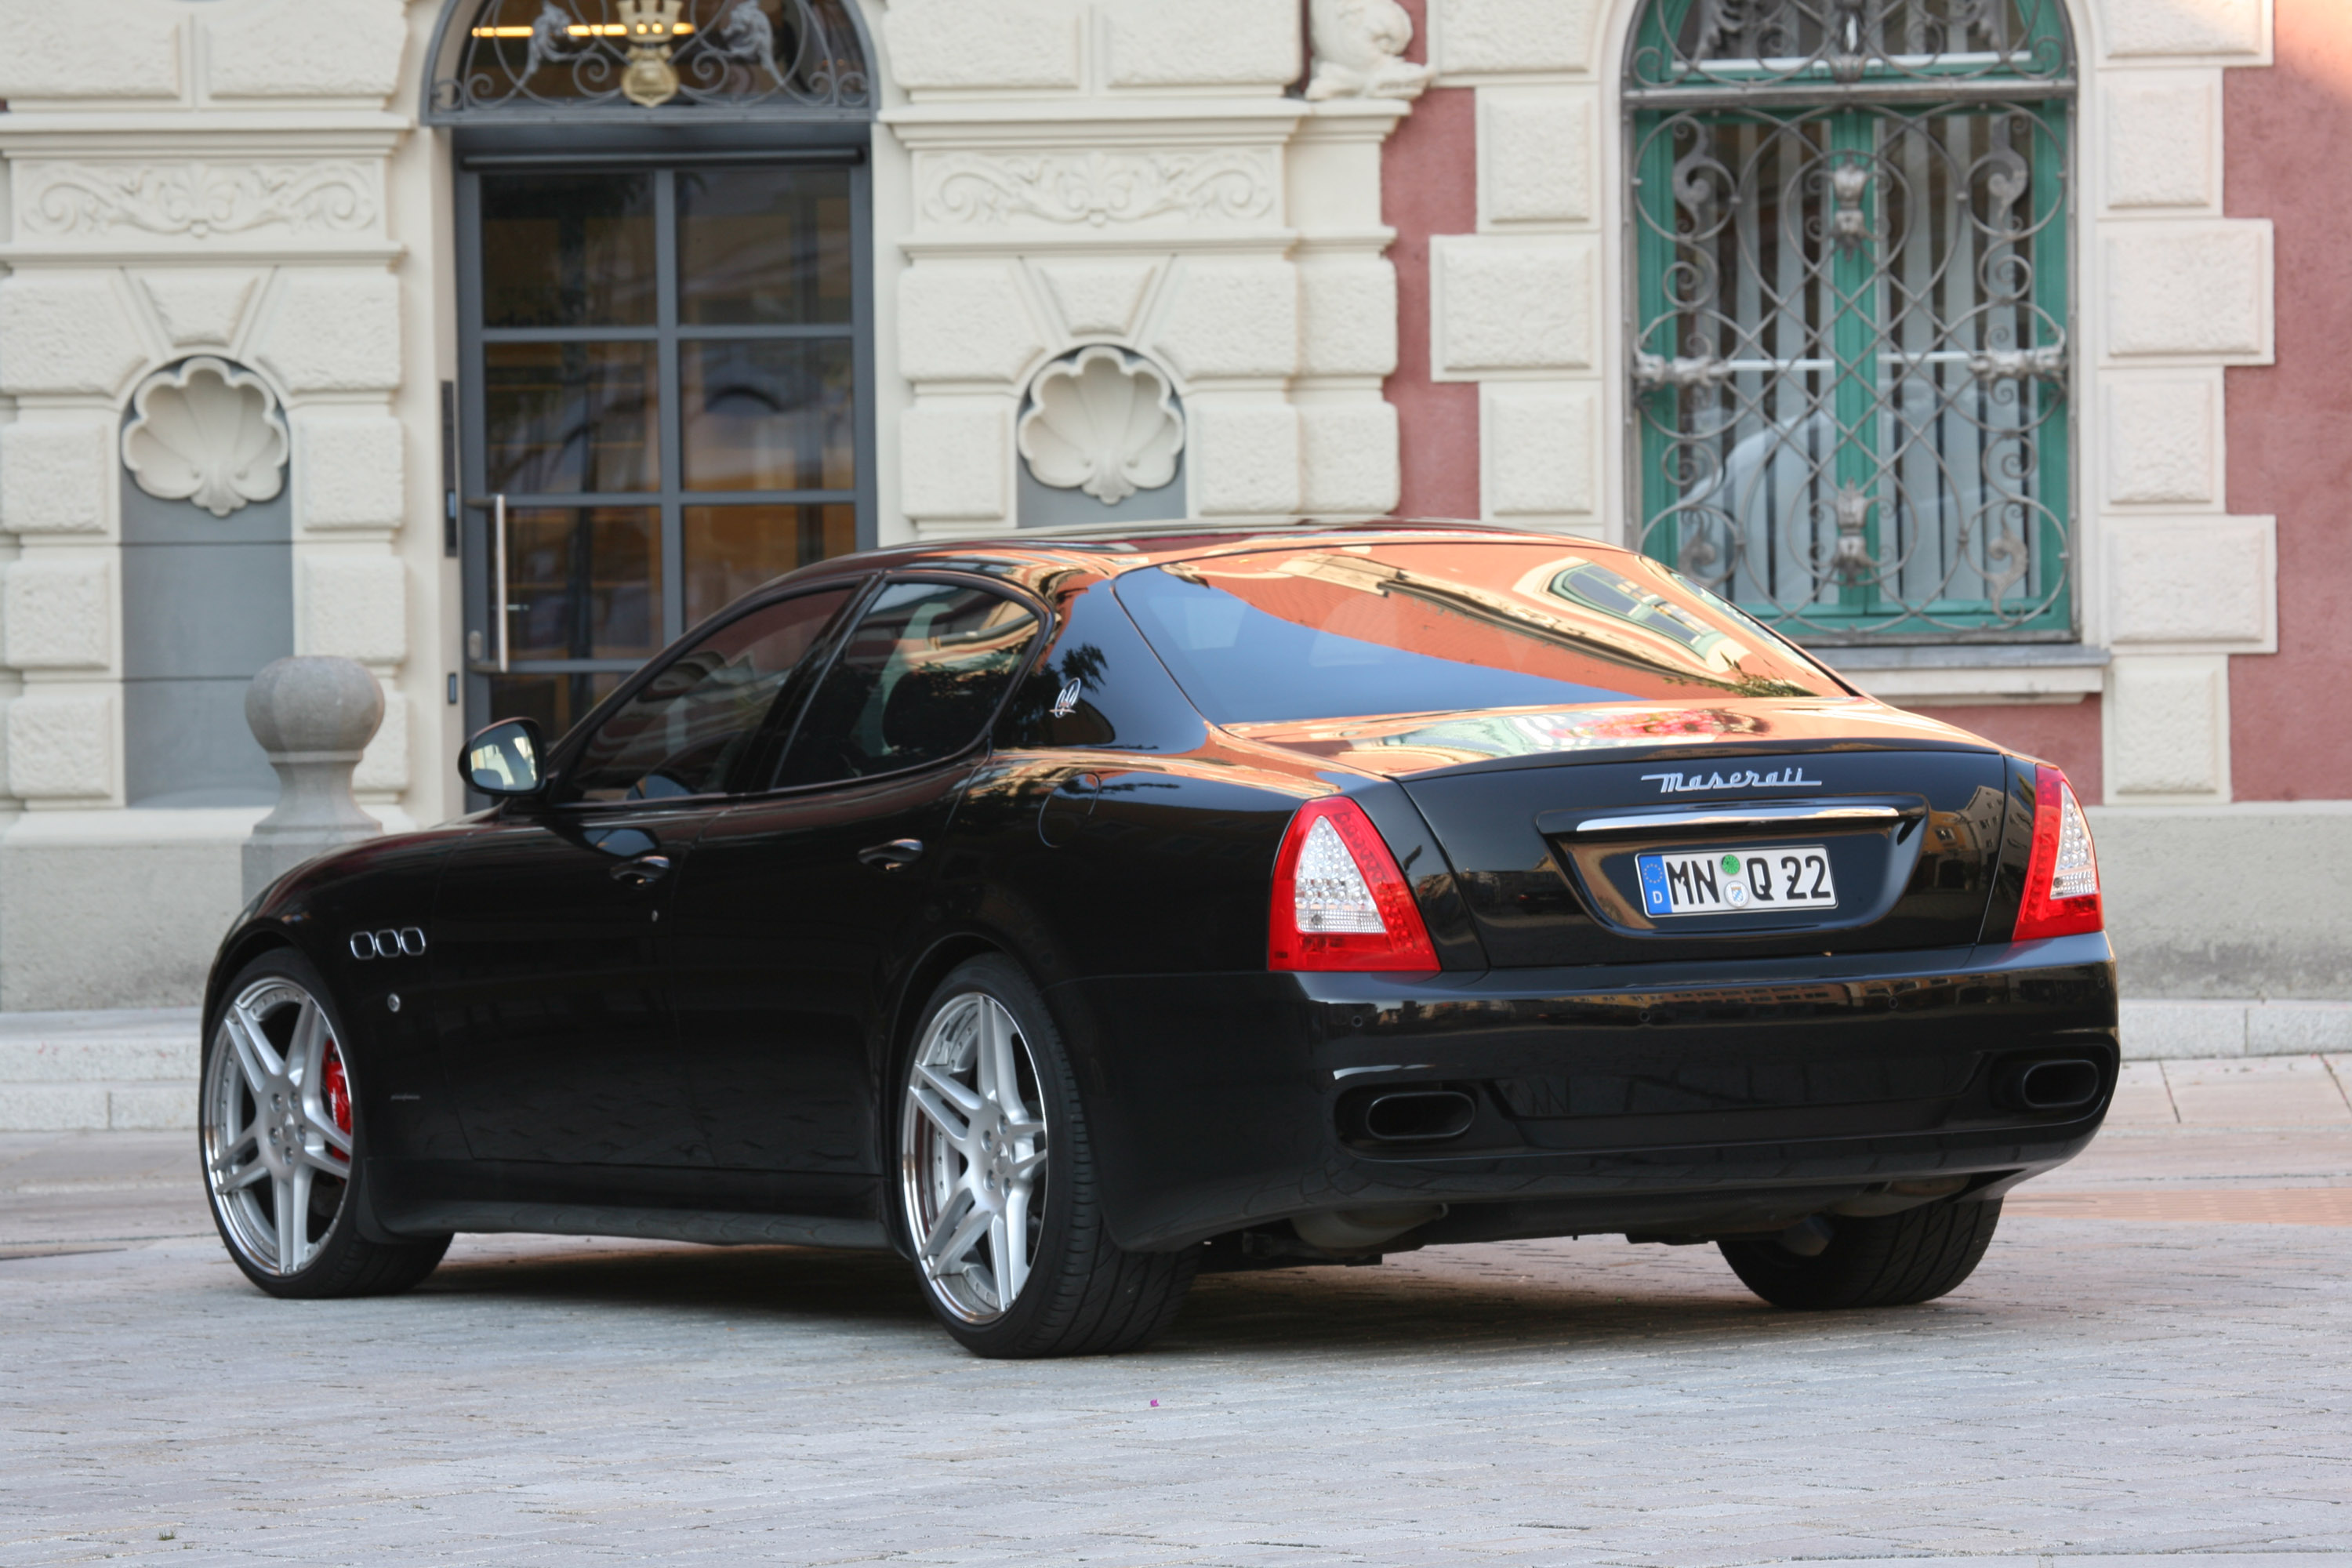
760;518;1658;599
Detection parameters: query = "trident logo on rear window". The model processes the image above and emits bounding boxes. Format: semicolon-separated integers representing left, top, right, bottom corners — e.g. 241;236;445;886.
1640;767;1822;794
1051;679;1083;718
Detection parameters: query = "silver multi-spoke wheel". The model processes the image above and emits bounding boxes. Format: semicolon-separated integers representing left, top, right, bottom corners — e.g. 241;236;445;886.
900;991;1050;1324
202;975;355;1276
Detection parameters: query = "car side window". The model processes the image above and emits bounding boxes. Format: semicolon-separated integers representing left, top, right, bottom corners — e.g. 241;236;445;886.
777;581;1042;789
561;587;855;804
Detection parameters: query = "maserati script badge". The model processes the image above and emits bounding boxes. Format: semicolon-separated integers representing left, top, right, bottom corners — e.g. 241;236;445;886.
1640;768;1822;795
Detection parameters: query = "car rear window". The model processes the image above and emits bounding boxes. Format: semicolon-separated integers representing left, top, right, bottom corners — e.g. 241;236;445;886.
1113;543;1842;725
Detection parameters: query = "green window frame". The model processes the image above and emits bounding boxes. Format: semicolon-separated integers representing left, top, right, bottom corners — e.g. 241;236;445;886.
1627;0;2077;644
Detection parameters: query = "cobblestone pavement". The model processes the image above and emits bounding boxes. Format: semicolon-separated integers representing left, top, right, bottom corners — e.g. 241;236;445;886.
2;1065;2349;1566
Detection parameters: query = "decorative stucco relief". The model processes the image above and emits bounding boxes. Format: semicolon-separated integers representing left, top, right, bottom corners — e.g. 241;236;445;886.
923;151;1276;229
18;162;379;241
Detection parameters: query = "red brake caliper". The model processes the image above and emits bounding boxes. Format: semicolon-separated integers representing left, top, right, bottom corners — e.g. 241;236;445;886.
322;1044;353;1163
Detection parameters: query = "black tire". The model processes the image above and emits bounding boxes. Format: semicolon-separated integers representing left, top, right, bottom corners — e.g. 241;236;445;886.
895;956;1196;1358
200;949;452;1300
1719;1198;2002;1310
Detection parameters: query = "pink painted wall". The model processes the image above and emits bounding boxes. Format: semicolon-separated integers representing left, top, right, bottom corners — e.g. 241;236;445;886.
2223;0;2352;802
1383;0;1479;520
1909;699;2104;804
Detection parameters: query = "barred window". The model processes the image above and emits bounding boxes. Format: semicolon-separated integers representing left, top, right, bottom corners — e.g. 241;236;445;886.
1627;0;2075;643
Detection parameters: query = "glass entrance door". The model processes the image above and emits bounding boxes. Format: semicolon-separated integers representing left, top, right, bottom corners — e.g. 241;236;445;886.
459;158;870;738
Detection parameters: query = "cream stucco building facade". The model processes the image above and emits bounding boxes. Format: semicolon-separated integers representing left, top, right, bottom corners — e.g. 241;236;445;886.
0;0;2338;1012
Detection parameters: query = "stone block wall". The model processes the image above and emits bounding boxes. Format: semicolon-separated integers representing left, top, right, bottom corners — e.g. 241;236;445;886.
878;0;1406;539
0;0;437;1009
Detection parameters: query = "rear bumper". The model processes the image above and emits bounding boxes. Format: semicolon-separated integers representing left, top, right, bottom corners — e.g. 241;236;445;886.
1050;933;2118;1251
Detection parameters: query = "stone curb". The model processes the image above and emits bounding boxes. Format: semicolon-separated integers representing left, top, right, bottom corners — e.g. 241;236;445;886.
2118;999;2352;1061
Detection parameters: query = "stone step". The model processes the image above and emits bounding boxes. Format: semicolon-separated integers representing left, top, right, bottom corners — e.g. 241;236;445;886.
0;1036;200;1083
0;1008;203;1131
0;1083;196;1133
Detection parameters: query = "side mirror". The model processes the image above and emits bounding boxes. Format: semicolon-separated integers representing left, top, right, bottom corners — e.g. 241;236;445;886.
462;718;546;798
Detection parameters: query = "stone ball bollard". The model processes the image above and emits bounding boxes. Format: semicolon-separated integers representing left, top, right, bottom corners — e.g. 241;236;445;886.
243;655;386;904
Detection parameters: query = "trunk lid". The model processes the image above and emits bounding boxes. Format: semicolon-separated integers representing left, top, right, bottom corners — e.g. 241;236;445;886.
1232;701;2013;967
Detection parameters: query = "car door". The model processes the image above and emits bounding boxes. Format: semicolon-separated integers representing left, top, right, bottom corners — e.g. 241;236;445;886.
430;585;858;1168
669;578;1047;1175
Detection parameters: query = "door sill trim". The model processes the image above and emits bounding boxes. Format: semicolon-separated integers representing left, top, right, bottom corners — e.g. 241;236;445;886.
386;1200;889;1251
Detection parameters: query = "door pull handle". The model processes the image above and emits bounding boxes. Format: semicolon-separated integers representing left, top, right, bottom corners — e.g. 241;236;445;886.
463;495;514;675
858;839;925;872
610;854;673;886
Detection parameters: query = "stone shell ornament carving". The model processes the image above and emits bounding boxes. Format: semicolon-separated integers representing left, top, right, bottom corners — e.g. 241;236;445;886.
1018;348;1185;506
122;358;291;518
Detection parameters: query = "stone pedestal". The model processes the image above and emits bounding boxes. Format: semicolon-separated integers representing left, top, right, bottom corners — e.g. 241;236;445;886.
242;657;383;904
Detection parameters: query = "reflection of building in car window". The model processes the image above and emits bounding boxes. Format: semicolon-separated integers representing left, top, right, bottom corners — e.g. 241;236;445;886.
855;593;1033;760
564;589;850;803
1122;543;1831;725
782;585;1041;786
1545;559;1738;664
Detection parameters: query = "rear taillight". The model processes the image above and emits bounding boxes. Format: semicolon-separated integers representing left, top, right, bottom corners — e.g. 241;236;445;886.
1269;797;1439;973
2013;763;2103;942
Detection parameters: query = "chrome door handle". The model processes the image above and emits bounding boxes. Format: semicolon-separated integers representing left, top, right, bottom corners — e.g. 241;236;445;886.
858;839;925;872
609;854;673;886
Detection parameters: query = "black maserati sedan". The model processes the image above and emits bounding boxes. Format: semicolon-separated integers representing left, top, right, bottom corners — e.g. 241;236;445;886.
199;522;2116;1356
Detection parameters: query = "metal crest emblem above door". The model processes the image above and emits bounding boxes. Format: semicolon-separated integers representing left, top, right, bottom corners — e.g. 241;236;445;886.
619;0;686;107
427;0;873;120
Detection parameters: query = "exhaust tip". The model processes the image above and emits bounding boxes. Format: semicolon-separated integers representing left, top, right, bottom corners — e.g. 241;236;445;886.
1358;1088;1477;1143
1996;1057;2102;1113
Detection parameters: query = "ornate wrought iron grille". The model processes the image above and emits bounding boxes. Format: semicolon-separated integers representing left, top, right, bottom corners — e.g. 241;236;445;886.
1627;0;2075;643
431;0;870;118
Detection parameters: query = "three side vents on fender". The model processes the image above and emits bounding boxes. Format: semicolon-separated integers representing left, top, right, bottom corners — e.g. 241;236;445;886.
350;929;427;960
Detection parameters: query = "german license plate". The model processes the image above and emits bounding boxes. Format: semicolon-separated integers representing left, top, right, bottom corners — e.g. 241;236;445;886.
1637;846;1838;917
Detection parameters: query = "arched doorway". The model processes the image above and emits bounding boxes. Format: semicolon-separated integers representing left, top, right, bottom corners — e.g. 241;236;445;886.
426;0;877;739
